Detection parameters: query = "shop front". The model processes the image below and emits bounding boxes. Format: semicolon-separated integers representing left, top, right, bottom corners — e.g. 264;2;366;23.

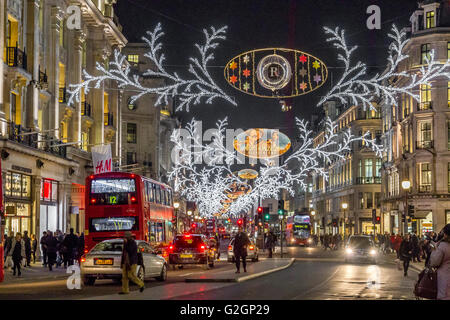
410;211;433;236
360;218;380;235
39;178;59;237
4;171;32;235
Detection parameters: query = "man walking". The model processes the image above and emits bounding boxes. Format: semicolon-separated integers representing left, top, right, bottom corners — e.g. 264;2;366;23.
266;231;276;258
119;231;144;294
40;231;48;266
233;226;251;273
62;228;79;267
7;233;25;277
399;234;413;276
45;231;58;271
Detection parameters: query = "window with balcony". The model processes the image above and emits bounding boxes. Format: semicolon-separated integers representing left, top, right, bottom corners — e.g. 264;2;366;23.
376;159;381;178
126;152;137;165
365;159;373;182
127;123;137;144
426;11;435;29
375;192;381;208
421;44;431;64
419;84;431;110
419;163;432;193
11;92;21;125
365;192;373;209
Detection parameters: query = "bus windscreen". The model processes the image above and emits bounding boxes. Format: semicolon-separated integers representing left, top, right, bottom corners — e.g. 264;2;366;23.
90;216;138;232
90;179;136;205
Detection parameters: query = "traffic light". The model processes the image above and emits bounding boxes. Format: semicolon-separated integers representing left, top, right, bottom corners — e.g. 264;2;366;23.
257;206;263;214
408;205;414;218
278;199;284;211
237;218;243;226
191;223;197;229
372;209;377;224
375;216;381;224
264;213;270;222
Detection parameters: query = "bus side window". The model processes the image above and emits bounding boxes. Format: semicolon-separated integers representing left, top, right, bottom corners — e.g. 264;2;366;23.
144;182;148;202
150;183;154;203
163;189;168;206
155;185;160;204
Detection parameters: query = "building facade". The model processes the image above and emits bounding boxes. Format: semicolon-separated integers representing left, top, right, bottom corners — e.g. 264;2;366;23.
311;101;383;236
381;0;450;236
0;0;126;239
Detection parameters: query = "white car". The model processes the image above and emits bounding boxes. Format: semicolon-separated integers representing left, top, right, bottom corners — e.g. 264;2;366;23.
81;239;168;286
227;238;259;262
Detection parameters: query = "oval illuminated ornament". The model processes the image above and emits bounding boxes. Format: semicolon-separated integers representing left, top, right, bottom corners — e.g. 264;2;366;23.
233;128;291;159
224;48;328;98
237;169;259;180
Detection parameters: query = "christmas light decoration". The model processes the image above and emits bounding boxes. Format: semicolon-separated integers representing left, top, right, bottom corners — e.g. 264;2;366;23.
169;117;383;217
67;23;236;112
318;24;450;111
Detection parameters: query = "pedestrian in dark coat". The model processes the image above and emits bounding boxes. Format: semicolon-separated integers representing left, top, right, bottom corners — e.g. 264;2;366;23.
7;233;25;276
411;233;421;263
40;231;48;266
119;231;144;294
233;226;251;273
31;234;37;264
23;231;32;267
265;231;276;258
62;228;79;267
4;232;13;264
399;234;413;276
45;231;58;271
77;233;85;264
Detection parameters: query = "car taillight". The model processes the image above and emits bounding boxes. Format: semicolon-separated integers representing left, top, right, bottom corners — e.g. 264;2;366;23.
90;198;96;204
228;245;232;250
130;196;137;203
249;245;254;250
81;255;86;263
199;245;206;251
84;249;88;253
169;245;174;251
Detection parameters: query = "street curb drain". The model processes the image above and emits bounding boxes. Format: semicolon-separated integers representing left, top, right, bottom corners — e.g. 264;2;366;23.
184;258;295;283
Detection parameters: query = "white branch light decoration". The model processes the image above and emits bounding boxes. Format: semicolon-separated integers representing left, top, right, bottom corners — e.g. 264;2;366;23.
317;25;450;111
67;23;236;112
169;117;383;217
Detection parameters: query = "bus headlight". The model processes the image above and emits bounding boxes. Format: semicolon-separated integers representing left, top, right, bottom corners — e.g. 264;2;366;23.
370;249;377;255
345;248;353;255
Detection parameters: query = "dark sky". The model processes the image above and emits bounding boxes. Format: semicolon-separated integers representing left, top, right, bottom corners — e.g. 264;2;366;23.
115;0;417;136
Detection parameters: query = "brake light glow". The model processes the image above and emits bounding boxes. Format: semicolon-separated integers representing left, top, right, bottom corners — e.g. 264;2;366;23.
228;245;232;250
81;256;86;263
131;174;135;178
184;234;191;238
199;245;206;251
169;245;174;251
89;175;94;179
130;196;137;203
90;198;96;204
84;249;88;253
249;245;254;250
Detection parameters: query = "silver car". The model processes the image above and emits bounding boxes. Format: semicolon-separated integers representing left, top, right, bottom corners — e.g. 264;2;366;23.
81;239;168;286
227;238;259;262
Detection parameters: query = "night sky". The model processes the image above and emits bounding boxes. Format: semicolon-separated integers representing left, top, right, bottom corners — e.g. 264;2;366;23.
115;0;417;136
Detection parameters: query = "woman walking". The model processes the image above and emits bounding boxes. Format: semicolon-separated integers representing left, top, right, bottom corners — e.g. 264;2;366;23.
7;233;25;277
399;234;413;277
430;224;450;300
31;234;37;264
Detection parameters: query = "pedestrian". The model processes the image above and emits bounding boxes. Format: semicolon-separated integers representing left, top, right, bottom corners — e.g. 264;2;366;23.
429;224;450;300
320;234;324;247
7;233;25;277
23;231;32;267
119;231;145;294
399;234;413;277
266;231;276;258
31;234;37;264
45;231;58;271
411;233;421;263
423;236;432;267
4;231;13;266
233;226;251;273
40;231;48;266
394;234;402;259
323;234;330;250
62;228;79;267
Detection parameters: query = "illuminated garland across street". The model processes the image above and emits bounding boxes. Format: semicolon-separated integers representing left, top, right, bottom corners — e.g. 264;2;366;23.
317;24;450;111
169;117;383;218
67;23;236;112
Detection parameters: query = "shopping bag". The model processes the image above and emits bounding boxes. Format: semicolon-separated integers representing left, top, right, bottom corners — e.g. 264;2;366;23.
396;258;402;270
414;267;437;299
5;256;13;268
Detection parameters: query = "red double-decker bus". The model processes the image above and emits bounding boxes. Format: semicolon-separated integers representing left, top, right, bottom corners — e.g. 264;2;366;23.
84;172;174;252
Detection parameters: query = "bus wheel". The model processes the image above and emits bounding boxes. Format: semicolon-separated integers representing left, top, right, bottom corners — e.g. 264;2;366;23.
83;277;95;286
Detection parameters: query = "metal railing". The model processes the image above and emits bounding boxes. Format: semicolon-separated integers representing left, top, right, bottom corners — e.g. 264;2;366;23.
416;140;433;149
7;122;67;158
419;185;431;193
6;46;27;69
81;101;91;117
418;101;432;111
356;177;381;184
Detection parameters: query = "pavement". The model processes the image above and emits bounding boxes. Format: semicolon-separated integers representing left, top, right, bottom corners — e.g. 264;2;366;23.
2;261;69;284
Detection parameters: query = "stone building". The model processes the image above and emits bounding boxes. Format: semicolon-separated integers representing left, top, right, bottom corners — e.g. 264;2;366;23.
311;101;383;236
381;0;450;236
0;0;126;237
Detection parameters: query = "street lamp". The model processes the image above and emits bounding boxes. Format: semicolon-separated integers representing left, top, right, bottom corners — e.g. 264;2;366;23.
342;203;348;243
173;202;180;233
401;180;411;235
311;210;316;216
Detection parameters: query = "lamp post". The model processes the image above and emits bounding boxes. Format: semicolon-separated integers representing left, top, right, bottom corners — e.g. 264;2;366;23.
401;180;411;236
174;202;180;233
342;203;348;244
311;210;316;235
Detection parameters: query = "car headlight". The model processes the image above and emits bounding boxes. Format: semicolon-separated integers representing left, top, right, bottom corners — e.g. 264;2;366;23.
291;238;295;243
370;249;377;255
345;248;353;254
307;239;312;243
